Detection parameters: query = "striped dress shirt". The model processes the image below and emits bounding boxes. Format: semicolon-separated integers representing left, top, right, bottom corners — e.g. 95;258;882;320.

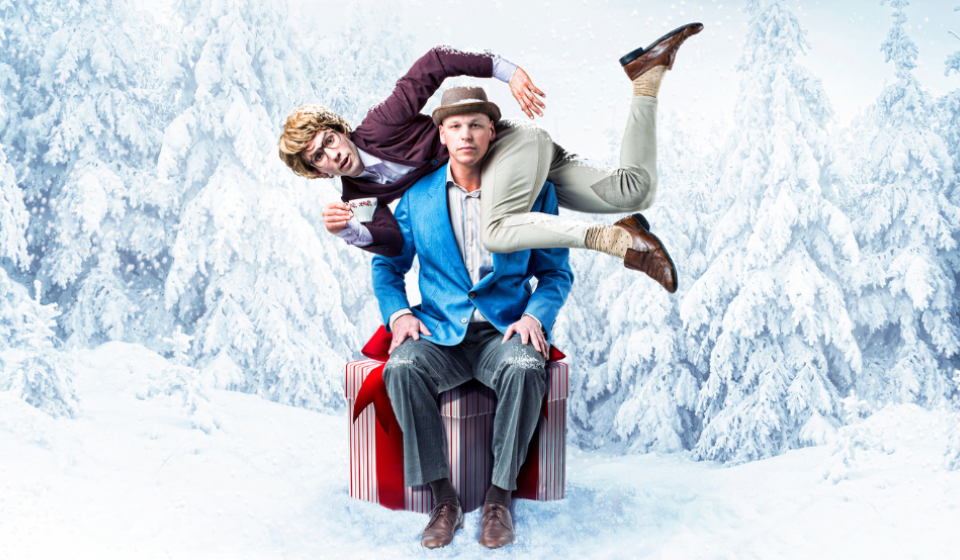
446;168;494;323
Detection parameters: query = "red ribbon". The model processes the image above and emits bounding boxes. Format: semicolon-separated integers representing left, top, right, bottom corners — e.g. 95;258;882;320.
351;363;395;435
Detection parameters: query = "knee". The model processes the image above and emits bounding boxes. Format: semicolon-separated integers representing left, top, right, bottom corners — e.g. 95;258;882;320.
383;346;427;394
597;168;658;211
637;171;658;210
497;342;546;393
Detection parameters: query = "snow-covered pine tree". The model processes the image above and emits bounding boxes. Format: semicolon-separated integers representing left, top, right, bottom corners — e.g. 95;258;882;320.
0;1;51;277
940;5;960;207
0;79;29;275
0;280;79;419
844;0;960;408
556;110;718;453
140;325;217;434
1;0;175;350
679;0;862;463
307;0;416;126
158;0;375;411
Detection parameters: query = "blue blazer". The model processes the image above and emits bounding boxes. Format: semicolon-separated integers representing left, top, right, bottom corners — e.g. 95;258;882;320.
371;165;573;346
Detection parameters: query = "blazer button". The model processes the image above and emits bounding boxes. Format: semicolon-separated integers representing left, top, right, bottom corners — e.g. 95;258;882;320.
468;291;476;299
431;159;438;166
461;318;468;324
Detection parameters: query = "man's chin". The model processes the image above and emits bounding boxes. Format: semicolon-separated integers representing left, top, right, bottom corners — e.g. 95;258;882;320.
452;155;483;167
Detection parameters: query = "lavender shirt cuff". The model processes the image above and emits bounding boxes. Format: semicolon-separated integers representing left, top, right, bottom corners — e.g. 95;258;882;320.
522;313;543;332
335;219;373;247
389;309;413;331
492;55;518;83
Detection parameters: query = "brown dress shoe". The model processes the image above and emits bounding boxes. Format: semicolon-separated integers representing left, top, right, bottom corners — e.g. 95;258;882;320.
615;213;678;293
479;503;515;549
420;501;463;549
620;22;704;80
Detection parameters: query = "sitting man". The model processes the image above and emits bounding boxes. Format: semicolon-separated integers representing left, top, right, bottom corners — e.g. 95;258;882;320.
372;86;573;549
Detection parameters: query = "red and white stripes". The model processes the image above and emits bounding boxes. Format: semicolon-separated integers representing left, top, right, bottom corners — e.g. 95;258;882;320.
346;359;568;512
346;360;381;504
538;362;568;500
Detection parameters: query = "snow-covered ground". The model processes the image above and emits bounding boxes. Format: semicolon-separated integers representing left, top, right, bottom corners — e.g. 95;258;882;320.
2;343;958;560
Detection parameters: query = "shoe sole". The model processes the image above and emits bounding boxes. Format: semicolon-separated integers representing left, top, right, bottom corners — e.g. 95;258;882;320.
618;22;704;67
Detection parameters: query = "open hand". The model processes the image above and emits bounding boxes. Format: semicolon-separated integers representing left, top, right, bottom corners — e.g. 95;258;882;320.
322;202;353;234
509;67;546;120
389;314;432;354
502;315;548;359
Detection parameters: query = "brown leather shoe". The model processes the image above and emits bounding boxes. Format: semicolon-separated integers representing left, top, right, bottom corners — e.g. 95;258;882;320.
479;503;515;549
620;22;704;80
615;213;678;293
420;501;463;549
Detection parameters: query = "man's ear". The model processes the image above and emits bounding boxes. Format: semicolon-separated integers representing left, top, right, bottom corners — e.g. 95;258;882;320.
488;120;496;141
438;124;447;146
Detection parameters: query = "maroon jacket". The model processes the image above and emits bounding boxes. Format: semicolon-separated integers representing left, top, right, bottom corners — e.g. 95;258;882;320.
341;46;495;257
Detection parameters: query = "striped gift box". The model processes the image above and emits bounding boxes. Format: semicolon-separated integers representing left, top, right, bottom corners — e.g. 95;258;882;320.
345;359;569;513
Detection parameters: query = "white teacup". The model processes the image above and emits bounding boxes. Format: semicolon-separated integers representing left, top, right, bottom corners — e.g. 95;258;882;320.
348;197;378;223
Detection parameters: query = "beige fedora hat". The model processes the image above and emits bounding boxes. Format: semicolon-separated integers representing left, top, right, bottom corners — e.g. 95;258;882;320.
431;86;501;126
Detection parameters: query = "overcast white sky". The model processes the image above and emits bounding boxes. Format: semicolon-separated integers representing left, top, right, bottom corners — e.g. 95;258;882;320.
284;0;960;160
144;0;960;161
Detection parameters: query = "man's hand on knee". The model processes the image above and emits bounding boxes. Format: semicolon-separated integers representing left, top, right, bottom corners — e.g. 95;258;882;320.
501;315;548;359
389;315;432;354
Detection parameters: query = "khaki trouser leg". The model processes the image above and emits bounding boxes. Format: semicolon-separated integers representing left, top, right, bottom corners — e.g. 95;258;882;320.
480;96;659;253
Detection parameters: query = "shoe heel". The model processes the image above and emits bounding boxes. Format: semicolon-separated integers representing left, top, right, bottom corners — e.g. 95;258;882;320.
632;213;651;231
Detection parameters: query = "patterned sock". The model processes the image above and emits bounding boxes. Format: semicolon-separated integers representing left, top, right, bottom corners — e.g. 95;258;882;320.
584;225;632;259
484;484;512;508
429;478;459;505
632;65;667;97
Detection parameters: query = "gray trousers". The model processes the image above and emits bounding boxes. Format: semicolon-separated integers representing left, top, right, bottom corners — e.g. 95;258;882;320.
480;96;659;252
382;322;546;491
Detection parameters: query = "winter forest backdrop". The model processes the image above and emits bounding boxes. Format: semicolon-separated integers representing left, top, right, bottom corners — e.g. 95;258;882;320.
1;0;959;466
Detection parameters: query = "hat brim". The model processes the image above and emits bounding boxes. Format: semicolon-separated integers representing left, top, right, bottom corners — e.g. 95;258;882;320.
431;102;501;126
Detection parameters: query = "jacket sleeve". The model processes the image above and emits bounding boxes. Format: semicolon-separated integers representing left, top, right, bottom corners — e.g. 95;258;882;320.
371;194;417;330
356;205;404;258
521;185;573;341
365;46;494;127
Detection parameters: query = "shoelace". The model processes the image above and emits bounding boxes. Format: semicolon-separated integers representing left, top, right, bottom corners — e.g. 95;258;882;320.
482;505;507;526
427;501;457;527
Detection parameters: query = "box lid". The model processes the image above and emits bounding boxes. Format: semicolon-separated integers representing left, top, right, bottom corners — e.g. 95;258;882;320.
346;359;569;408
345;359;384;400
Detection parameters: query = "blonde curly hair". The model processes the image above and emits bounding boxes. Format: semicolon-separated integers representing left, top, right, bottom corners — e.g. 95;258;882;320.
278;104;353;179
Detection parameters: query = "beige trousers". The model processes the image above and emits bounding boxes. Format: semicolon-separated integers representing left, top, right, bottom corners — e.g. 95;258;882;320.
480;96;658;252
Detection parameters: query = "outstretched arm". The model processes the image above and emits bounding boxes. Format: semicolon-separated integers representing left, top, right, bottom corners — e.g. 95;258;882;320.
366;46;495;126
366;46;548;126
